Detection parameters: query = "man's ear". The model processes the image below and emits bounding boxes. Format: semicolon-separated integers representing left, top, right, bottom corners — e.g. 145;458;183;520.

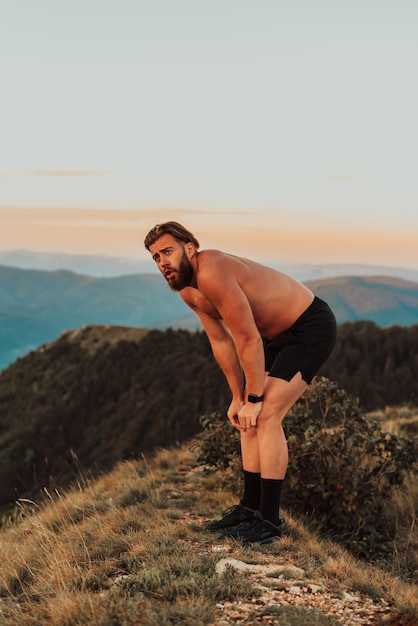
185;242;196;258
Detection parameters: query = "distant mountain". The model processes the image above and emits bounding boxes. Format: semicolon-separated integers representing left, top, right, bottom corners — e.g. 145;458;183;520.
0;249;417;282
0;250;154;277
275;262;418;284
0;265;417;371
0;265;200;370
307;275;418;327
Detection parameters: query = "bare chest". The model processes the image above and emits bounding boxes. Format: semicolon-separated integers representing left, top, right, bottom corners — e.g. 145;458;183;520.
189;288;222;319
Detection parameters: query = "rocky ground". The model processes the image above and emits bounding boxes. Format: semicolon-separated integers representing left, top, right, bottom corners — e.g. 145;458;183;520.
210;551;397;626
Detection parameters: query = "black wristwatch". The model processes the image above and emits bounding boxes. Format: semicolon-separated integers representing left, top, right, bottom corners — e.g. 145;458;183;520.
247;393;264;403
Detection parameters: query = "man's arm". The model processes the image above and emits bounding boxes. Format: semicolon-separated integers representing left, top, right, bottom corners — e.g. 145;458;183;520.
196;309;244;401
181;294;245;429
196;256;266;429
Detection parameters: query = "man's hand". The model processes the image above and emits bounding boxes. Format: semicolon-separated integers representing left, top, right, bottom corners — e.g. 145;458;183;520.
237;401;263;430
227;398;245;431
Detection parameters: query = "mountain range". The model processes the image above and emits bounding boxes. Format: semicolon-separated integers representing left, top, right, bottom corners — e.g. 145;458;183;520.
1;249;418;282
1;263;417;371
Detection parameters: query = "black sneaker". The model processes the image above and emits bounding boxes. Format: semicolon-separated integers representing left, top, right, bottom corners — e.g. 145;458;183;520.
206;501;255;531
223;511;284;544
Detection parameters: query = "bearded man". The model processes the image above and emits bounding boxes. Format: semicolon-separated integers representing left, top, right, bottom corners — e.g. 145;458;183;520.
144;221;337;544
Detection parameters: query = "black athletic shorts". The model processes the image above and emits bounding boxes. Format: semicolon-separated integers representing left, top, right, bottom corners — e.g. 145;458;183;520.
263;296;337;384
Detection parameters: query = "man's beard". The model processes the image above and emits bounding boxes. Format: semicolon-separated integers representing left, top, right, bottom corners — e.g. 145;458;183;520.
166;251;194;291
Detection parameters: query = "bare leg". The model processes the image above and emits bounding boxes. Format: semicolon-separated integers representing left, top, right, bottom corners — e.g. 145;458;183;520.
240;426;260;472
240;372;268;472
240;372;307;477
256;373;307;479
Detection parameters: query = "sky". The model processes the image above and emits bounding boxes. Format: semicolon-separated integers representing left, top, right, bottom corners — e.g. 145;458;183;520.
1;0;417;268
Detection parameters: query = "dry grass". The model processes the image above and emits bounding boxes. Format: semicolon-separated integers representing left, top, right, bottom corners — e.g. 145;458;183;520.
1;443;417;625
367;407;418;581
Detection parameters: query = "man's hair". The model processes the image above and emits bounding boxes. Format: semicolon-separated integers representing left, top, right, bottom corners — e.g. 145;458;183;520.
144;222;200;250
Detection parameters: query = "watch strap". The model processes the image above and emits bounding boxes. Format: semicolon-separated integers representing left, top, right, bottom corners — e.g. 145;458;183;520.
247;393;264;403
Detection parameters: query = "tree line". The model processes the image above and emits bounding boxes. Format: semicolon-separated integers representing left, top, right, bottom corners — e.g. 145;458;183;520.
319;320;418;410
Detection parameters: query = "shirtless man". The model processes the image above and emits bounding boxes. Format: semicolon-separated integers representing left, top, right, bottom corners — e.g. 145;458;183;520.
144;221;337;544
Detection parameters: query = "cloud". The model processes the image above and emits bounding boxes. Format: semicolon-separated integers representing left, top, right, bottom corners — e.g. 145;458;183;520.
0;208;146;227
0;207;252;228
324;175;376;180
148;207;252;217
0;170;112;181
30;170;111;178
0;171;23;181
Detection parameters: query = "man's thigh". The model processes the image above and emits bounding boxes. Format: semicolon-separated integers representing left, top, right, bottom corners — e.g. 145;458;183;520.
262;372;307;421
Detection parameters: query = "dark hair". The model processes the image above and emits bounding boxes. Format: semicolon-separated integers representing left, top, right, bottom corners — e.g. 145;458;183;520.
144;222;200;250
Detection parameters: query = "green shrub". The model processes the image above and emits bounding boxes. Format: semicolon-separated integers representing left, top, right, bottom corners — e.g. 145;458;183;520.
195;378;418;558
195;412;241;470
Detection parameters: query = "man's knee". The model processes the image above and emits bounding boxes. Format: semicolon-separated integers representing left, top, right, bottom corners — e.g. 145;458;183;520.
262;374;307;418
241;426;258;441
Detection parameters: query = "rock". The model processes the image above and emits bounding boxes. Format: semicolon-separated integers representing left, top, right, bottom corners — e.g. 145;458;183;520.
215;558;305;578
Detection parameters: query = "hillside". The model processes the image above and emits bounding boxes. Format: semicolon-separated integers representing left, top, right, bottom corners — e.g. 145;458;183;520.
1;322;417;509
0;326;230;507
0;443;417;625
1;264;417;371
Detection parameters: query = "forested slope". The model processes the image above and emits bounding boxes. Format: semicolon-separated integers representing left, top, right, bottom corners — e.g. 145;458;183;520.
0;322;416;508
320;321;418;409
0;326;229;506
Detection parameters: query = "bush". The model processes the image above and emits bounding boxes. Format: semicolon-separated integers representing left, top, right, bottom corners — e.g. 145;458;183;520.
195;378;418;558
196;412;241;470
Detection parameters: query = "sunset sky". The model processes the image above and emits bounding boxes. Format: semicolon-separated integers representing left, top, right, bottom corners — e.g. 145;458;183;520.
1;1;417;268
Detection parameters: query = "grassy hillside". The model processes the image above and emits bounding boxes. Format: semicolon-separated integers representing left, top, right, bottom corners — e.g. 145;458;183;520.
1;322;417;511
1;324;417;624
0;443;417;625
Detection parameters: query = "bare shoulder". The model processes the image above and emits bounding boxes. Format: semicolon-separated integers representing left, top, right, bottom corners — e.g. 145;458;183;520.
196;250;246;292
197;249;248;276
197;249;231;266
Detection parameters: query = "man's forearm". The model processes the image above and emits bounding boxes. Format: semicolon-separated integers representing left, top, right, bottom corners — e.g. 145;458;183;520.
236;335;265;396
211;338;244;399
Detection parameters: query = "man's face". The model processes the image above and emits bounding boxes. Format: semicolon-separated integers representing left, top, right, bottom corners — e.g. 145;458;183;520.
149;234;194;291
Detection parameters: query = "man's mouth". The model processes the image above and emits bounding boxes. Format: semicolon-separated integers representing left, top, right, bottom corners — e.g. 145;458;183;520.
164;269;175;280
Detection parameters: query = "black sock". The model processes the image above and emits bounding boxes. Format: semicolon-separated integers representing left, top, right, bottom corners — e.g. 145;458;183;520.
242;470;261;510
259;478;284;526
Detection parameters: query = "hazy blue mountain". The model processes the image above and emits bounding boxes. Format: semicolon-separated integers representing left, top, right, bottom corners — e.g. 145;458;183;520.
0;266;198;371
0;250;153;277
0;265;417;371
0;249;417;282
307;275;418;327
